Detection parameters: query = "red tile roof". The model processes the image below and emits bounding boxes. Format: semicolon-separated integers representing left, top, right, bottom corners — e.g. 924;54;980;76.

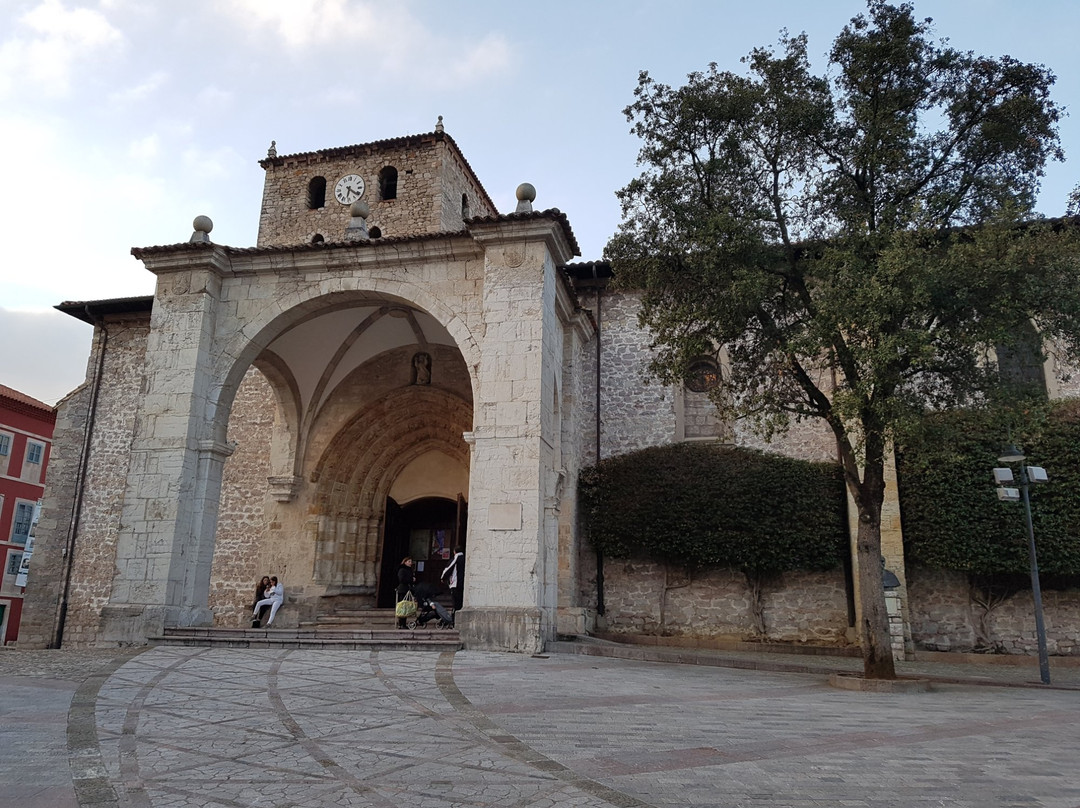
0;384;56;420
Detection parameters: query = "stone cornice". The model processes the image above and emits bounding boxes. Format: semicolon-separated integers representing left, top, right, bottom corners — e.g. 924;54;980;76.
131;243;234;276
466;211;577;266
131;233;485;277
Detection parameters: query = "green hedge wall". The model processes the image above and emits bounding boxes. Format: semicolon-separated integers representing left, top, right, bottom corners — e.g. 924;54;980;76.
578;442;848;574
897;400;1080;580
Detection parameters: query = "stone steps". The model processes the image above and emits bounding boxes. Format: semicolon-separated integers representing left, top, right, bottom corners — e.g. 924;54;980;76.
153;625;460;651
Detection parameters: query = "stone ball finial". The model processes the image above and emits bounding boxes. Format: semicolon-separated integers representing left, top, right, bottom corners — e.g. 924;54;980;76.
190;215;213;243
267;140;277;158
515;183;536;214
351;200;370;219
435;115;445;133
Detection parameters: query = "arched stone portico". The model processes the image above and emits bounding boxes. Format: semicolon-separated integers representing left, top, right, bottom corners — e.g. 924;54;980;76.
97;212;583;654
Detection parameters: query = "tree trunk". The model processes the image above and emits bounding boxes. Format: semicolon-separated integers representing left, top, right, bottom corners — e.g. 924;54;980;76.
854;458;897;679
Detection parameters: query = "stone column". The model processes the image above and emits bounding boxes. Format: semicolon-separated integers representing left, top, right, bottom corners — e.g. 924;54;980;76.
99;247;232;644
358;516;380;589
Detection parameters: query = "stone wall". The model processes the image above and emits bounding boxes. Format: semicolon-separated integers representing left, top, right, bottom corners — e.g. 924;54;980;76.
208;367;275;627
908;566;1080;655
18;314;150;648
585;290;677;464
598;559;851;645
15;380;91;648
584;288;837;464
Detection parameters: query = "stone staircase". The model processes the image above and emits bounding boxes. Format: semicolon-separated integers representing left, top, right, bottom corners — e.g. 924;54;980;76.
153;608;460;651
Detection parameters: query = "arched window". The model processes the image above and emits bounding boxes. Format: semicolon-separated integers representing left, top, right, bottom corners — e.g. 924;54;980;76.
685;358;721;393
461;193;471;220
307;176;327;209
681;357;727;441
369;226;382;239
379;166;398;200
311;233;325;244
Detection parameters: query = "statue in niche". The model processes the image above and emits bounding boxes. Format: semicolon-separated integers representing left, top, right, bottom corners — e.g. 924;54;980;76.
412;352;432;385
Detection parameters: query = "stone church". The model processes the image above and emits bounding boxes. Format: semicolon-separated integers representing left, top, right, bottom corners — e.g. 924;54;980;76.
18;124;1080;656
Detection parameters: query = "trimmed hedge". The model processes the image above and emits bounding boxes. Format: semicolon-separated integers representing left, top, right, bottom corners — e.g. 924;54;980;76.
897;400;1080;581
578;442;848;574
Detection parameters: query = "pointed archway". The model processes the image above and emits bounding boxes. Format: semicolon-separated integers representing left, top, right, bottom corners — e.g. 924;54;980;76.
308;384;471;606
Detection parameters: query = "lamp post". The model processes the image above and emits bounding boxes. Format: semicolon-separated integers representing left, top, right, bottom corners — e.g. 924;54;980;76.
993;445;1051;685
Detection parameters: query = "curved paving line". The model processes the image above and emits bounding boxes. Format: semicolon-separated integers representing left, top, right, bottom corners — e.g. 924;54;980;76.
433;651;658;808
66;648;149;808
265;651;400;808
114;648;214;808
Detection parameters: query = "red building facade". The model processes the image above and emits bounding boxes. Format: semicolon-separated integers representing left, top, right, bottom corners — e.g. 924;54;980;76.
0;384;55;644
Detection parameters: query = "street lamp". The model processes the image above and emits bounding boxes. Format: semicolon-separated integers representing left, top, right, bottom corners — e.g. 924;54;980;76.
993;445;1051;685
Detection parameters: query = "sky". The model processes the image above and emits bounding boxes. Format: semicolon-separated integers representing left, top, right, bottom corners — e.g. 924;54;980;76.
2;0;1079;406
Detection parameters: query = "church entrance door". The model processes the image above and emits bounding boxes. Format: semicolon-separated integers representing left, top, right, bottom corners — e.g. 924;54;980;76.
377;496;466;607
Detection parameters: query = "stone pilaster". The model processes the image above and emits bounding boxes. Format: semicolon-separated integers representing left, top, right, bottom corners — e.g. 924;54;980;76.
99;248;232;643
458;216;575;653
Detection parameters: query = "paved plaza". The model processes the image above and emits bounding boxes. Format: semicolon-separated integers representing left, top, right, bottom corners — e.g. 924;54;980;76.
1;646;1079;808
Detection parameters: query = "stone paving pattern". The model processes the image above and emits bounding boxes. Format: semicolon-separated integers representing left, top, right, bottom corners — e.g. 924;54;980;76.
2;646;1079;808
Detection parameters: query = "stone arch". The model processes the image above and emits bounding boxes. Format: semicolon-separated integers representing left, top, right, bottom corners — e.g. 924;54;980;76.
250;350;302;480
209;283;482;449
310;385;471;589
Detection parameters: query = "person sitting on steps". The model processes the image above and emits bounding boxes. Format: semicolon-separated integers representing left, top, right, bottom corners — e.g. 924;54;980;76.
252;576;284;626
251;575;271;627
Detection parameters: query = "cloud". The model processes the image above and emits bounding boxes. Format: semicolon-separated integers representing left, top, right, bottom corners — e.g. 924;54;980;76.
0;0;124;98
181;145;244;180
220;0;378;49
215;0;512;86
0;307;93;406
127;133;161;164
0;115;160;307
109;71;169;106
196;86;233;107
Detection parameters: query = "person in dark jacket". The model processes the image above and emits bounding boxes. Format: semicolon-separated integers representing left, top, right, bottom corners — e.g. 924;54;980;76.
251;576;271;627
396;556;415;628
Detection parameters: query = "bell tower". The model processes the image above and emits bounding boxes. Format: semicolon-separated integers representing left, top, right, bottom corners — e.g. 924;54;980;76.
256;118;497;247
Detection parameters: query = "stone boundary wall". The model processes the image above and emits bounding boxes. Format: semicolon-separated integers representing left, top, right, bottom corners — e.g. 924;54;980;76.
598;559;851;645
908;566;1080;655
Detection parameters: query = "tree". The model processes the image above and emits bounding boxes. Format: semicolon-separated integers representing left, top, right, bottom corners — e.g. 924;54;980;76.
605;1;1080;678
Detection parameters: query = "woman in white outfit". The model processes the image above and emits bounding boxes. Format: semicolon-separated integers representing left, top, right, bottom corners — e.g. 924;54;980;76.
252;576;284;625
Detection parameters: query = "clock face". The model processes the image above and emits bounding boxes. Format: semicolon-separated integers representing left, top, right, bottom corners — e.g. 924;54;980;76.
334;174;365;204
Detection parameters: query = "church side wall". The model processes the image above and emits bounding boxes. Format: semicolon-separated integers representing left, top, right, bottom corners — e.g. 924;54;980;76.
19;315;150;648
588;290;677;464
908;566;1080;655
571;288;845;635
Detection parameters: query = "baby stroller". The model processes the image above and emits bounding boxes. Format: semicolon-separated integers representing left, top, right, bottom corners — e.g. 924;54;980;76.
411;582;454;629
416;597;455;629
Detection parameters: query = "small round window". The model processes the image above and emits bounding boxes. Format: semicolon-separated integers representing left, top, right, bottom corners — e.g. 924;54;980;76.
685;359;720;393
